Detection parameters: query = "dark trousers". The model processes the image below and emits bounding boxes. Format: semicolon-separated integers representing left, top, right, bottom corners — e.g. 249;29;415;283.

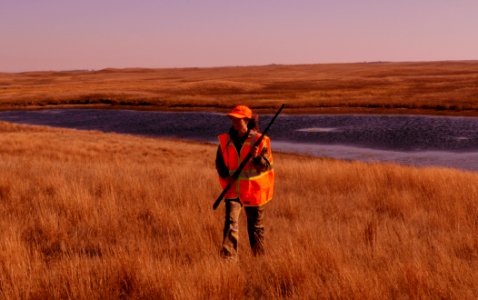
221;199;265;258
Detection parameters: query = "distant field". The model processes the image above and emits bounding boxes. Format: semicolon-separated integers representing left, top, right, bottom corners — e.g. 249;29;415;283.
1;61;478;115
1;121;477;298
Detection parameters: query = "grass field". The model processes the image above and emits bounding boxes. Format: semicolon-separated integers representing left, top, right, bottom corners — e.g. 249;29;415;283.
1;61;478;115
1;121;477;299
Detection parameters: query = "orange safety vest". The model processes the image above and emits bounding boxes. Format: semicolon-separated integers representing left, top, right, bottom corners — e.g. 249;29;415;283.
218;131;274;206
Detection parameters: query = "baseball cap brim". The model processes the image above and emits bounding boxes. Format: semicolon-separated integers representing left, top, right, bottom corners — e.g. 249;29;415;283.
227;112;250;119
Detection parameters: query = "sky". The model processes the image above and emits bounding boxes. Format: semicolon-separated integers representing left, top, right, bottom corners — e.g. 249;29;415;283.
1;0;477;72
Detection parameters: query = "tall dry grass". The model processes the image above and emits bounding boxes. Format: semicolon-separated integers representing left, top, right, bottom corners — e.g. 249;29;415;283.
0;121;477;299
1;61;478;115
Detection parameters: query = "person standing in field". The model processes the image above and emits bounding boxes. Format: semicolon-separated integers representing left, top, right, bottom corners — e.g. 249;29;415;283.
215;105;274;259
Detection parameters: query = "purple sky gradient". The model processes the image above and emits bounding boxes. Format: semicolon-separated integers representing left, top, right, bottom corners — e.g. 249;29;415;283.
1;0;477;72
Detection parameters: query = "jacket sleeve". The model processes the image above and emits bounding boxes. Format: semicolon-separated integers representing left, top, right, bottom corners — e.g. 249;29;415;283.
215;145;230;179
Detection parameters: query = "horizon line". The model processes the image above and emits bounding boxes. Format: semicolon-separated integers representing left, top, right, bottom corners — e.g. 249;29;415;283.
2;59;478;74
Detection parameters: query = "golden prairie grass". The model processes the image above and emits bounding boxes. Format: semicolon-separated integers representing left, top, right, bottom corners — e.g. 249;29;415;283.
1;61;478;115
0;121;477;299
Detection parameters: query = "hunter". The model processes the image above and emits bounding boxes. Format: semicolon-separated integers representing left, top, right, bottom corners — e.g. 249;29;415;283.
215;105;274;258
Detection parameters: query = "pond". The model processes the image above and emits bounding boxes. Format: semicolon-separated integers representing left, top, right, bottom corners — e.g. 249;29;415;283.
0;109;477;172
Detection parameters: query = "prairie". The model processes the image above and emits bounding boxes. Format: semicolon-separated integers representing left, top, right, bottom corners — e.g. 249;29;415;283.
1;61;478;115
0;121;477;299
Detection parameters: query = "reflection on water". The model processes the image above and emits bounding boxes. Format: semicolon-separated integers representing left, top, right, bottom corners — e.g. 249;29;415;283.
273;114;478;152
296;127;341;133
272;141;478;172
0;109;477;172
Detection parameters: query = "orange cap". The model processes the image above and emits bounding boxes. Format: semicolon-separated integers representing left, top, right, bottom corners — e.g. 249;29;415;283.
227;105;252;119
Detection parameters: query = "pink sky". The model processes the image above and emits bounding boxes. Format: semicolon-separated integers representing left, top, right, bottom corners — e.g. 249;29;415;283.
1;0;477;72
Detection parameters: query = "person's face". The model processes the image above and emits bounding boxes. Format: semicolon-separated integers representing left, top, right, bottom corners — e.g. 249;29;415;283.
230;117;248;135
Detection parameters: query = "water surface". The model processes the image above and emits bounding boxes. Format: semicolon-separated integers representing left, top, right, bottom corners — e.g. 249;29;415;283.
0;109;477;171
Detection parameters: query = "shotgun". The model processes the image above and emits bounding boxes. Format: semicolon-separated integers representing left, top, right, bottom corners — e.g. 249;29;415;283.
213;104;285;210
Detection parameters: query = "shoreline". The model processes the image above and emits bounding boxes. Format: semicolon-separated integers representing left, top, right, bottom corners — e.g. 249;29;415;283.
1;108;477;173
1;119;476;175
